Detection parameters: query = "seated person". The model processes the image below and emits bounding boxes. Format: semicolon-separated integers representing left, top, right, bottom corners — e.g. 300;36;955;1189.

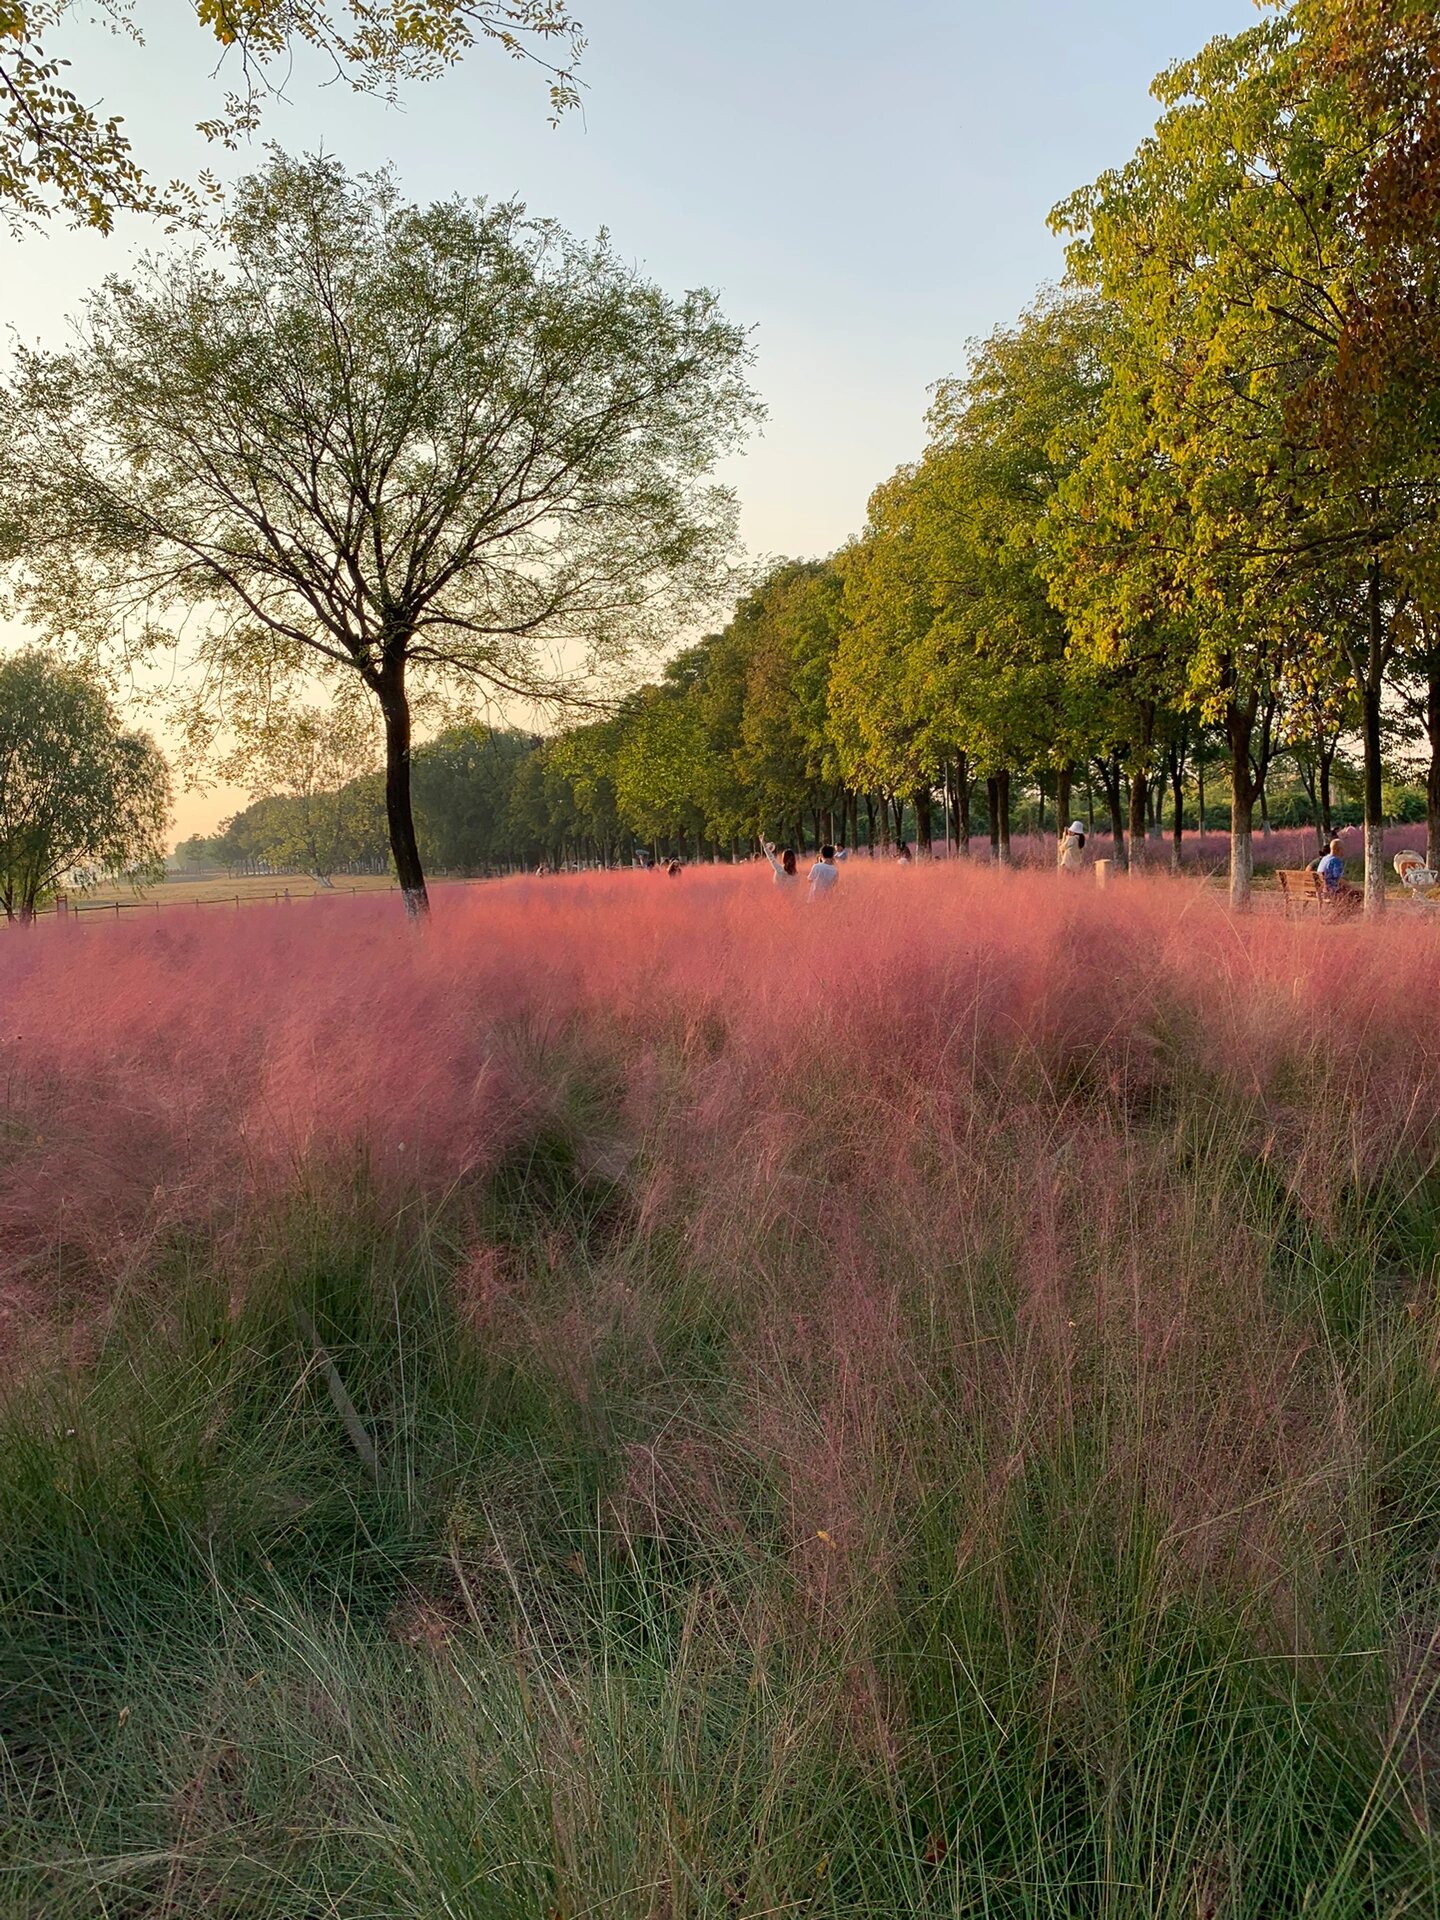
1315;838;1360;910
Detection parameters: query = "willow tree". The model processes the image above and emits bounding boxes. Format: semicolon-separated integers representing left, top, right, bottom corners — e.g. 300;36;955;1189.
0;152;758;915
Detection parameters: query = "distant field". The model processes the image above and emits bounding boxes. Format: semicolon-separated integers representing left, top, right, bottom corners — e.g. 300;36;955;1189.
56;871;403;912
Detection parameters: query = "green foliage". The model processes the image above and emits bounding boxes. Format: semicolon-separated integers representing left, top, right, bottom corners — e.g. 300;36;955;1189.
0;149;759;907
227;702;387;880
5;1105;1440;1912
0;0;582;233
0;647;169;919
411;726;538;874
1052;2;1440;903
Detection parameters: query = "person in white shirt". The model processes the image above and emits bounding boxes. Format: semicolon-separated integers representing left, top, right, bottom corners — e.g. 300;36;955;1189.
1058;821;1087;874
761;839;800;887
808;844;840;898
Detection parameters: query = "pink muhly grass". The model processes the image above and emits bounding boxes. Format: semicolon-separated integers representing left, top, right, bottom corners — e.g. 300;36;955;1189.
4;857;1440;1352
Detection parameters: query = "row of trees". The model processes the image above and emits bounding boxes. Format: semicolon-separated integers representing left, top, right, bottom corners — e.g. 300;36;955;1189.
566;0;1439;912
1047;0;1440;911
180;725;534;880
183;649;1396;883
5;2;1438;913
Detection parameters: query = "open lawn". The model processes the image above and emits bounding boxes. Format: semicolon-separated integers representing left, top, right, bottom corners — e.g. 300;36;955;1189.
68;872;403;911
5;860;1440;1917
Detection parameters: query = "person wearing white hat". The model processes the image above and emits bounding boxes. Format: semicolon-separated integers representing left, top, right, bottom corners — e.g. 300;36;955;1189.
1058;819;1088;874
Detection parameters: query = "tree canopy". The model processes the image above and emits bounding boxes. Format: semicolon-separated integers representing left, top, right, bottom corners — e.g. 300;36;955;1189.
0;649;169;919
0;150;760;914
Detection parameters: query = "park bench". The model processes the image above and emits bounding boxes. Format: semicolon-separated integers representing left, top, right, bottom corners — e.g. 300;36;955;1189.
1275;869;1326;916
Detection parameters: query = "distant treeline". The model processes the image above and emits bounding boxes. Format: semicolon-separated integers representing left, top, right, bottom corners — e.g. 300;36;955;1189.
175;554;1435;878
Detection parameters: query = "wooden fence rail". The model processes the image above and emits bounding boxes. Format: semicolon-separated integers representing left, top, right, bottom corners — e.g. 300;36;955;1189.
42;884;400;921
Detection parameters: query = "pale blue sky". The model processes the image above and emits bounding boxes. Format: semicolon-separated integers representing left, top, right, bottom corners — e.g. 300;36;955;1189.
2;0;1260;831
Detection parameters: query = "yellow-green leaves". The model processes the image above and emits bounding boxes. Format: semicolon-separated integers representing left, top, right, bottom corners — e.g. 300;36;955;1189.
1;0;582;231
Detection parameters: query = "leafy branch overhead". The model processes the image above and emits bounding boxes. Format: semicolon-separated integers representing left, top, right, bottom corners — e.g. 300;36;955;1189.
0;0;583;231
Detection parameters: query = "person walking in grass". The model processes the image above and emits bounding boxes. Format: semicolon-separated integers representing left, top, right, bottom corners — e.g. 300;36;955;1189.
760;839;800;889
1058;820;1088;874
809;844;840;900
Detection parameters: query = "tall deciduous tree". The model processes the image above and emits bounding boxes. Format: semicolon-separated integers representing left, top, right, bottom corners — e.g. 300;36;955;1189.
1054;7;1440;912
613;677;712;857
0;649;169;920
919;291;1111;860
0;152;759;916
728;561;845;848
829;481;944;852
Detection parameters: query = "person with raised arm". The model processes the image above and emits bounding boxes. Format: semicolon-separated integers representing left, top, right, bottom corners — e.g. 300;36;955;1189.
760;839;800;888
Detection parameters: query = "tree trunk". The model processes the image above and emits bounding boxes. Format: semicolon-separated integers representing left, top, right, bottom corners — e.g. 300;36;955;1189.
987;777;1000;861
1362;558;1386;916
1128;769;1148;869
1428;658;1440;873
1167;742;1185;874
1320;748;1335;846
377;659;429;919
1295;751;1321;851
955;752;971;855
1099;756;1127;872
1253;695;1278;845
864;792;876;852
1226;696;1259;912
996;770;1012;865
1361;681;1384;915
1197;751;1206;840
913;786;933;856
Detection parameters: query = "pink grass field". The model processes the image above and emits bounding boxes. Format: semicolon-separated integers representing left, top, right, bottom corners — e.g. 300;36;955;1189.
4;854;1440;1347
955;823;1423;870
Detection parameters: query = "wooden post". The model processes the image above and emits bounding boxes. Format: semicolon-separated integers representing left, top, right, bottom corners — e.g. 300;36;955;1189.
1095;859;1113;888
